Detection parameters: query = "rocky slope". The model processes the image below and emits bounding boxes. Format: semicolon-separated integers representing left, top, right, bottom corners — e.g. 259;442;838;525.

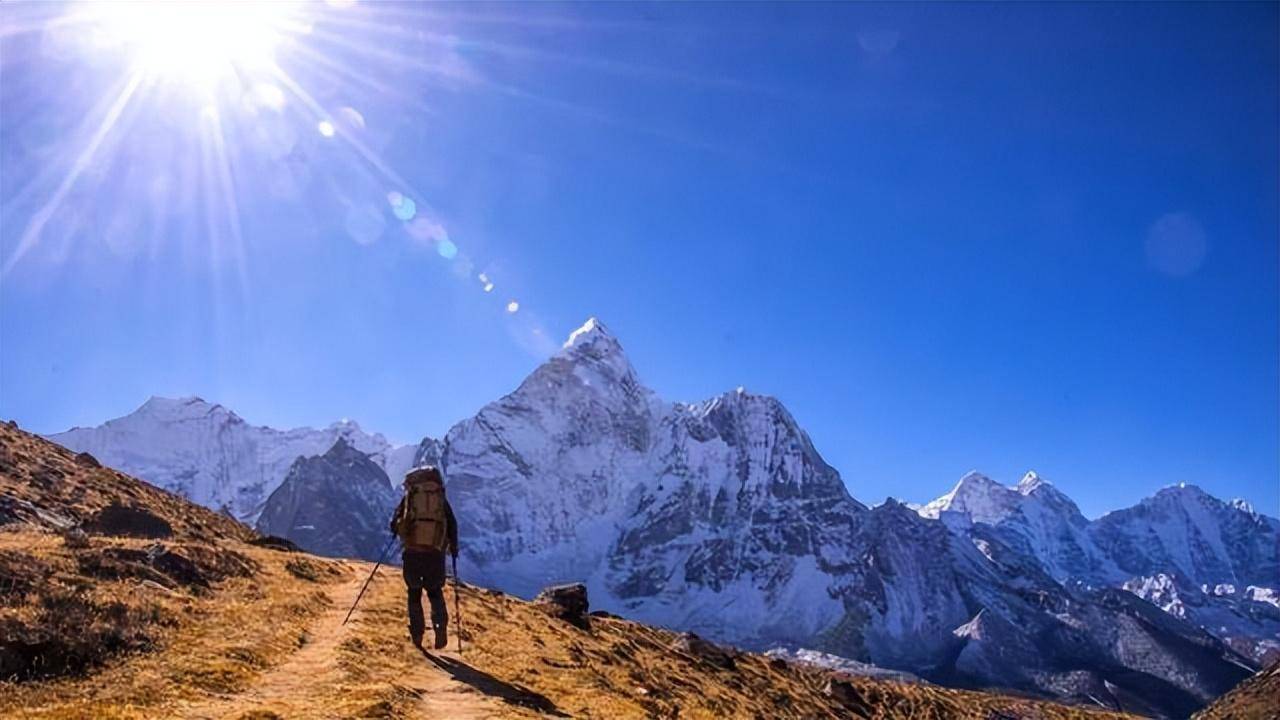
256;437;400;560
48;395;418;523
2;422;1137;719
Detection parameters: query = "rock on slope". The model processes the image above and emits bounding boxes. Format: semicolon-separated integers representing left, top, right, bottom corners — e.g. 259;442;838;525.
1;421;1136;719
255;437;400;560
47;396;418;522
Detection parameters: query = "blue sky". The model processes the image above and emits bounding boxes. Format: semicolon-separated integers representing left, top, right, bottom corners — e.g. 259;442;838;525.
1;2;1276;517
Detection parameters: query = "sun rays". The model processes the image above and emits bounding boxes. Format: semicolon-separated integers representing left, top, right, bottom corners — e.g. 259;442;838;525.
0;1;526;317
0;1;757;356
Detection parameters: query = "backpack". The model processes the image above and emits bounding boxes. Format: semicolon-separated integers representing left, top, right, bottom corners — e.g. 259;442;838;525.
399;467;449;551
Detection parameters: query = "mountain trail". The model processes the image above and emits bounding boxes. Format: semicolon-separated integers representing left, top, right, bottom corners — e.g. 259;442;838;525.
179;564;505;719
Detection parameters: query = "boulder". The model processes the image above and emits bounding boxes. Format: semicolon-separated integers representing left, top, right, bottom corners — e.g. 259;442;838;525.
73;452;101;468
670;632;737;670
249;535;301;552
534;582;590;629
61;527;91;549
823;678;872;717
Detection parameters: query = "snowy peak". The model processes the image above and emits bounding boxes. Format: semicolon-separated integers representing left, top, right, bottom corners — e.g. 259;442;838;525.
559;317;624;363
1148;482;1215;508
919;471;1019;524
1016;471;1045;494
132;395;240;424
552;317;638;386
562;316;615;351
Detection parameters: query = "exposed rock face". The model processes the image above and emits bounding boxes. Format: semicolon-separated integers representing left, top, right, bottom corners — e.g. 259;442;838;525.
255;438;399;560
48;396;419;523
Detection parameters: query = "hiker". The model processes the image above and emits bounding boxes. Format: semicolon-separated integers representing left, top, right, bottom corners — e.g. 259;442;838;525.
389;465;459;649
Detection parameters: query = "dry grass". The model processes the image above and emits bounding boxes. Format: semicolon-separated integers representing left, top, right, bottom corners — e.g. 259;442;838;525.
0;531;346;719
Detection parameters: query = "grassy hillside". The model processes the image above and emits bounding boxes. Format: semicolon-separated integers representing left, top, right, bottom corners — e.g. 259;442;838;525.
2;422;1139;718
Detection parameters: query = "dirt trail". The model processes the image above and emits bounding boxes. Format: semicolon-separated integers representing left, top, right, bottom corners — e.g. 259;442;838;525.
180;564;505;719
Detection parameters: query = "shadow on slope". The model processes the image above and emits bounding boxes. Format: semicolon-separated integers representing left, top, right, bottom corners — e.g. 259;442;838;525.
419;648;568;716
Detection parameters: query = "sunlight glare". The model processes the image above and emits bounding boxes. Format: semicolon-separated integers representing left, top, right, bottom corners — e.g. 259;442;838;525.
92;1;294;90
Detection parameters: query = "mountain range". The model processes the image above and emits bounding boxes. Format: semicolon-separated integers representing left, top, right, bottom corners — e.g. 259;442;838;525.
47;318;1278;716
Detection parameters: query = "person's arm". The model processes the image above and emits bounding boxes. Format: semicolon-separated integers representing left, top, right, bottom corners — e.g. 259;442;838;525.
389;497;405;537
444;499;459;557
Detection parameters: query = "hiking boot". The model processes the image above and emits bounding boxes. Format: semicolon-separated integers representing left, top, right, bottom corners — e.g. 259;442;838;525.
433;623;448;650
410;631;423;648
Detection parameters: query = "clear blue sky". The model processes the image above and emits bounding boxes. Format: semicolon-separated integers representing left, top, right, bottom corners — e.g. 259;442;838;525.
2;2;1276;517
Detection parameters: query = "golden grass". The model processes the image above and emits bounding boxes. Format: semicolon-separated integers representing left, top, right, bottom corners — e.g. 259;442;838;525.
0;531;347;719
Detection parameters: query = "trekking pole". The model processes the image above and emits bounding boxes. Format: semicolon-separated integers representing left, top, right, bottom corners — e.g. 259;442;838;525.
343;535;397;626
452;553;464;654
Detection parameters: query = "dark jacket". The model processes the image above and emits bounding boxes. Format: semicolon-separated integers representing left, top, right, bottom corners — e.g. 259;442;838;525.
390;495;458;556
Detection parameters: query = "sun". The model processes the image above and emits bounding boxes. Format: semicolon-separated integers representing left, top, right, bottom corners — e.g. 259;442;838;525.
90;1;299;91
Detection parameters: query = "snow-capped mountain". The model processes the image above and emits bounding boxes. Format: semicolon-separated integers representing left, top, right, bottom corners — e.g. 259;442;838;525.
920;473;1280;663
430;319;1255;715
1092;483;1280;590
43;318;1274;716
48;396;418;522
439;317;666;596
920;470;1120;582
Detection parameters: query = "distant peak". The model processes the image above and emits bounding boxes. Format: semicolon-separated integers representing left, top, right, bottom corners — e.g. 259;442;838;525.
324;436;364;460
135;395;234;421
1156;482;1208;499
918;471;1019;523
957;471;997;488
562;317;614;350
141;395;207;409
1017;470;1049;494
552;317;639;383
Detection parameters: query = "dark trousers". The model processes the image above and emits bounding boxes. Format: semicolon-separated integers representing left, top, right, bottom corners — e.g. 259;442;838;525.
402;549;447;637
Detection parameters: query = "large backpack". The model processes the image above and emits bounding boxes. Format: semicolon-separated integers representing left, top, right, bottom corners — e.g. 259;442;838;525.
399;467;449;551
